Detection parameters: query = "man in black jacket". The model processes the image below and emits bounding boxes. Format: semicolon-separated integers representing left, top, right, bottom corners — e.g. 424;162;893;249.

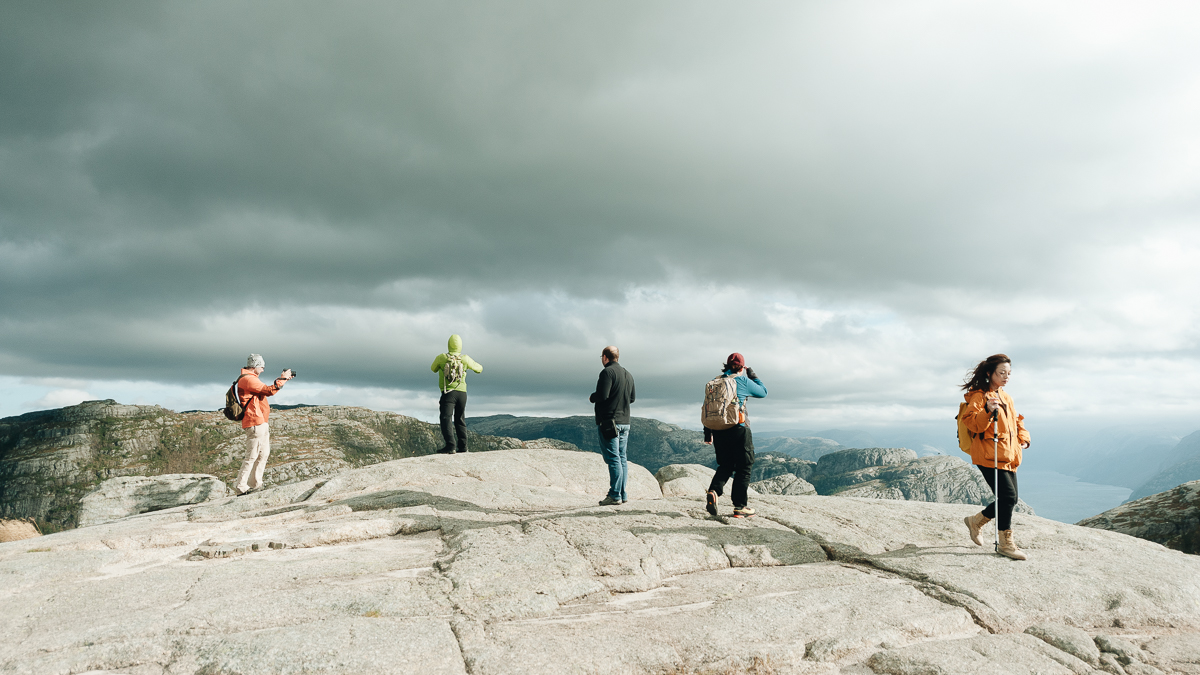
589;345;635;506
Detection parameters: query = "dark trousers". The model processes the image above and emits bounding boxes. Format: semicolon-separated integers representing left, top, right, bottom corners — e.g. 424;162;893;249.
439;390;468;452
708;425;755;508
977;465;1018;530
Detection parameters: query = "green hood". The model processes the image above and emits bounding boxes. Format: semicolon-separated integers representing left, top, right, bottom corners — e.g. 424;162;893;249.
447;334;462;354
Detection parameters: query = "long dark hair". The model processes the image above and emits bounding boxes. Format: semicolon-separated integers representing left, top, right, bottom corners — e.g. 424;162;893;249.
961;354;1011;392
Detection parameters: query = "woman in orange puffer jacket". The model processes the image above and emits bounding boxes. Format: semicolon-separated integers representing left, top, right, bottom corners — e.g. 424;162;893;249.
960;353;1031;560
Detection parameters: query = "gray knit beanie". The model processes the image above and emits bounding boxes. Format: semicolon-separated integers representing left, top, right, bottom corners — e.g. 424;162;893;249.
246;353;265;369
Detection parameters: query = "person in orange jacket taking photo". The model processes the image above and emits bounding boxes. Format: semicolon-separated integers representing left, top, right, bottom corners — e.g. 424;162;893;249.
960;353;1031;560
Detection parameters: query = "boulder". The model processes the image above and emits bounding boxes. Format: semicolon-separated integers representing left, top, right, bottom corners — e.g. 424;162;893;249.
750;472;816;496
4;448;1200;674
655;463;715;497
0;518;41;543
655;463;760;500
1077;480;1200;554
78;474;228;527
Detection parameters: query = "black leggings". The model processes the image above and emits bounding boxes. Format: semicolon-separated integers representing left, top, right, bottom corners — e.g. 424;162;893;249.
976;465;1018;530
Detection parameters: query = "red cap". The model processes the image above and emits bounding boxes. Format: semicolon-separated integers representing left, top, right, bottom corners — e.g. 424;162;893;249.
726;353;745;370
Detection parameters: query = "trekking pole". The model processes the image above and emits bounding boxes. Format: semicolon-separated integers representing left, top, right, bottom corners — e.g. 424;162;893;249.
992;405;1000;553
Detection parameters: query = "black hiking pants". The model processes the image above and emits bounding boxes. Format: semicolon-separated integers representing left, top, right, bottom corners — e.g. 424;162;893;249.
439;390;468;453
708;425;755;508
976;465;1018;530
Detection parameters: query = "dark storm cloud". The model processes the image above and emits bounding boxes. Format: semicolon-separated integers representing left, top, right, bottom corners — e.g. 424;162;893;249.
2;0;1199;419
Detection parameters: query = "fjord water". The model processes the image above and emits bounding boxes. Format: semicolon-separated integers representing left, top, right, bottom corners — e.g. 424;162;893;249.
1016;469;1132;524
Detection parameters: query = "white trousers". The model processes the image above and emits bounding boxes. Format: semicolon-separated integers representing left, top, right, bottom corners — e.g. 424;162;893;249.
235;423;270;493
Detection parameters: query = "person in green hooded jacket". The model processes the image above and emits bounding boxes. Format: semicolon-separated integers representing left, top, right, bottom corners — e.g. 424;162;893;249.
430;334;484;453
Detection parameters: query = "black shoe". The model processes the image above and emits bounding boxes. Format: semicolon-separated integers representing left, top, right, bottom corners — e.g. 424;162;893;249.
436;447;454;454
706;490;718;516
598;496;620;506
455;449;469;453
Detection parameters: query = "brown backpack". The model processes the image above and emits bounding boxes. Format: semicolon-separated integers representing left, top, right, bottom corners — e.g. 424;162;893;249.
222;374;250;421
701;374;743;430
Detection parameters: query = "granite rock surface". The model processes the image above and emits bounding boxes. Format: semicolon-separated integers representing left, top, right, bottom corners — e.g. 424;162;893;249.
3;448;1199;674
78;474;228;527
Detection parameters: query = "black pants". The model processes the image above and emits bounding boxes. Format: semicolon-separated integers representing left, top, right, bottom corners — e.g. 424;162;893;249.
439;390;468;452
708;425;755;508
977;465;1018;530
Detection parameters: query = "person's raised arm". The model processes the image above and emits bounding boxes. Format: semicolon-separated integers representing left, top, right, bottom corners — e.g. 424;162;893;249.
431;354;445;373
242;374;280;396
743;369;767;398
463;354;483;373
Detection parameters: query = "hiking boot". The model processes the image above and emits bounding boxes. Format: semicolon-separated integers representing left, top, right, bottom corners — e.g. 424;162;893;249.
964;512;991;547
705;490;719;516
732;506;756;518
436;447;454;454
598;496;620;507
997;529;1028;560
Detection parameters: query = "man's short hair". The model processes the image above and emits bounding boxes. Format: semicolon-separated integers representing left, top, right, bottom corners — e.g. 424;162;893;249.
246;354;265;369
602;346;619;362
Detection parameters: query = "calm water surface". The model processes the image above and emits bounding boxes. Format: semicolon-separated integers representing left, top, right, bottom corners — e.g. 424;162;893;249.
1016;469;1132;524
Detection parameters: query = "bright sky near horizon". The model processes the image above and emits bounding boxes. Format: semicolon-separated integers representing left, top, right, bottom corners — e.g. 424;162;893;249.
2;2;1199;441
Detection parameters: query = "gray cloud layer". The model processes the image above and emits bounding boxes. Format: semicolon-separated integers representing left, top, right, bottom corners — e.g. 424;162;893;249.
3;2;1199;428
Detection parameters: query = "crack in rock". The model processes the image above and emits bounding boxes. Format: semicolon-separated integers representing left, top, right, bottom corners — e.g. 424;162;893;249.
763;514;1006;634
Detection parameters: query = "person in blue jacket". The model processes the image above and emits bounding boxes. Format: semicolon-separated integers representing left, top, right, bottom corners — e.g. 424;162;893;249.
704;352;767;517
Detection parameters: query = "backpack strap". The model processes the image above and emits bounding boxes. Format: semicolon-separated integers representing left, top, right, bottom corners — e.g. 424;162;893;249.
233;373;250;404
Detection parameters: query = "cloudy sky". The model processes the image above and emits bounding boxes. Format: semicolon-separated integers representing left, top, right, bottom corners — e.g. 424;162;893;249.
2;2;1199;448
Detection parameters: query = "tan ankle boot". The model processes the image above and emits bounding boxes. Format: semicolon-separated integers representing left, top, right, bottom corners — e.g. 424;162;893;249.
997;529;1028;560
964;512;991;546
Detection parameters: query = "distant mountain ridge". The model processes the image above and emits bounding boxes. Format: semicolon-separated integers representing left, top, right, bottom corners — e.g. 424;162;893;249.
757;428;948;457
1044;427;1182;490
465;414;712;472
1127;430;1200;502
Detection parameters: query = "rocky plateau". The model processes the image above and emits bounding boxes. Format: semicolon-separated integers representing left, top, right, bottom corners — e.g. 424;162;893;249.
2;448;1199;674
